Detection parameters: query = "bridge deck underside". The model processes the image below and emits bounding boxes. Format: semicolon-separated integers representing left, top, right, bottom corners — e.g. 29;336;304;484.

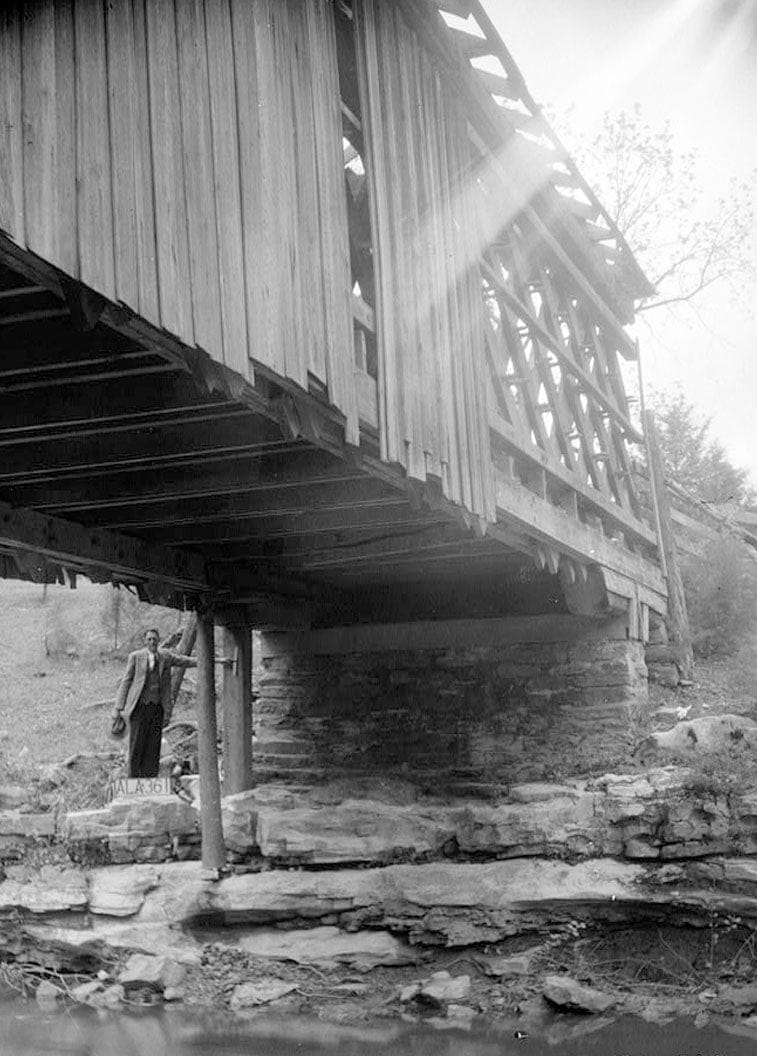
0;242;665;626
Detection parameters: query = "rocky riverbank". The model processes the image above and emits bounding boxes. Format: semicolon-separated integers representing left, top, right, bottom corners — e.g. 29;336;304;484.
2;715;757;1038
3;850;757;1036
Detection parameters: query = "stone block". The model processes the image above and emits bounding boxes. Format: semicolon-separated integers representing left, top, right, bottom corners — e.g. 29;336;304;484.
118;953;186;991
90;865;160;916
109;797;198;837
236;925;415;968
454;793;600;857
543;974;614;1013
61;810;112;842
0;812;56;837
723;859;757;884
0;786;29;810
230;979;298;1009
256;801;455;864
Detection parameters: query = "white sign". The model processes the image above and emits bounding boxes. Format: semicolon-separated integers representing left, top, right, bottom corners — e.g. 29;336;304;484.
109;776;173;799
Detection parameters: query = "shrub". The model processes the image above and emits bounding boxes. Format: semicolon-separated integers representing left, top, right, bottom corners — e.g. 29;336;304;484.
681;535;757;658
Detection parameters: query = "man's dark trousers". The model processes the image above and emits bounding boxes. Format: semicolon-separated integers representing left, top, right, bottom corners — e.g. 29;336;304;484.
128;700;164;778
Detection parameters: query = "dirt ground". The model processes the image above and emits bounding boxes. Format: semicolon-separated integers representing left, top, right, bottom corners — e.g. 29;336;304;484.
0;579;189;769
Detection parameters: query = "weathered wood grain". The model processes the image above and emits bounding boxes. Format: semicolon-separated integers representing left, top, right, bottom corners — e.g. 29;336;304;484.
0;3;24;245
175;0;223;358
21;0;56;261
204;0;247;376
74;0;116;300
229;0;262;383
105;0;139;310
129;0;160;325
145;0;193;341
53;0;77;276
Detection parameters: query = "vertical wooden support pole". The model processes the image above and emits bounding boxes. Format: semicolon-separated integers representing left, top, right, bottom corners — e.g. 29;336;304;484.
643;410;694;679
196;612;225;873
222;625;253;794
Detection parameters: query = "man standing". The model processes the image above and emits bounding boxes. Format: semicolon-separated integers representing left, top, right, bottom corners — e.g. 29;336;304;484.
113;628;197;778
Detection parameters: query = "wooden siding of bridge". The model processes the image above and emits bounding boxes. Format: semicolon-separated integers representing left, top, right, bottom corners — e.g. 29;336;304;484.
0;0;358;443
356;0;496;522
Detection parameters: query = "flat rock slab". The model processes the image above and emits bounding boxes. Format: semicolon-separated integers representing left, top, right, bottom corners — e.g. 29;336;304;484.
0;866;88;913
118;953;186;990
89;864;161;916
128;858;647;946
23;920;202;966
543;974;615;1013
474;946;543;977
255;800;455;863
230;979;298;1009
234;925;417;968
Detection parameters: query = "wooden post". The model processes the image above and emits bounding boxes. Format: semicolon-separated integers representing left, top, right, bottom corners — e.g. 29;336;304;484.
643;410;694;679
196;612;225;874
221;624;253;794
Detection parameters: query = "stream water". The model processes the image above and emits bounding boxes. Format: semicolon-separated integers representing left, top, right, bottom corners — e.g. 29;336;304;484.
2;998;757;1056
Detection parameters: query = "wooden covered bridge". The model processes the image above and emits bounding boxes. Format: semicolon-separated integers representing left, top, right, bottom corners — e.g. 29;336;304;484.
0;0;670;867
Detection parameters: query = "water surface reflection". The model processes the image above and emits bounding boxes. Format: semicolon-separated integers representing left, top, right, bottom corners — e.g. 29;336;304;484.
3;998;757;1055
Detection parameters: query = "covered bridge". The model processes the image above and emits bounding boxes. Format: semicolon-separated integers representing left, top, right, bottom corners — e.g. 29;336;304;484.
0;0;669;865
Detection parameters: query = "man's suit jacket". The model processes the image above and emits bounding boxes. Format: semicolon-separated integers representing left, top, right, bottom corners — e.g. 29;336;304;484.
115;648;197;727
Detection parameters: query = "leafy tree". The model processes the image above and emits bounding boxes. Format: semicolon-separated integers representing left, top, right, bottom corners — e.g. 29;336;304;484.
650;386;751;504
681;535;757;658
553;105;756;313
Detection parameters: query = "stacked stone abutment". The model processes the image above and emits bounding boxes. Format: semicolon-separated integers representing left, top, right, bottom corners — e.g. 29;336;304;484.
253;615;648;792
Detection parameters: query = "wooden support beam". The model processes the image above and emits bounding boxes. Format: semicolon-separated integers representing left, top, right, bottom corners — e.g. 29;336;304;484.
0;499;208;592
154;501;419;547
0;377;233;432
643;411;694;677
220;624;253;794
0;420;294;485
482;259;641;441
0;308;69;327
0;361;182;394
489;412;657;550
196;613;225;874
30;464;368;517
0;348;153;380
492;469;667;607
98;478;398;530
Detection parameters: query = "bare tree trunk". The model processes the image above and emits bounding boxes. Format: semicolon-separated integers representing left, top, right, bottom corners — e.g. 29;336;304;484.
171;612;198;702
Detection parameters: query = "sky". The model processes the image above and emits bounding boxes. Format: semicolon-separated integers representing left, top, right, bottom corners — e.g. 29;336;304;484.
482;0;757;483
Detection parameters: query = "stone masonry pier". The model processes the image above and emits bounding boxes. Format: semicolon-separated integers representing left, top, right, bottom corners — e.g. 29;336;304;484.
254;614;648;791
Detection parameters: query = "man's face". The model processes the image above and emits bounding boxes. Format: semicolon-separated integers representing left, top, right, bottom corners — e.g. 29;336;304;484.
144;631;159;654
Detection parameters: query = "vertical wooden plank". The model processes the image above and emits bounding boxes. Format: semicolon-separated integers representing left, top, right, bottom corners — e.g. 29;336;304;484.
273;3;307;387
74;0;117;300
145;0;194;342
291;0;324;383
53;0;77;276
130;0;160;325
247;0;283;375
104;0;138;309
0;3;24;244
229;0;261;382
204;0;248;375
433;69;463;504
21;0;56;261
355;0;400;465
418;52;446;480
308;0;358;443
174;0;223;358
